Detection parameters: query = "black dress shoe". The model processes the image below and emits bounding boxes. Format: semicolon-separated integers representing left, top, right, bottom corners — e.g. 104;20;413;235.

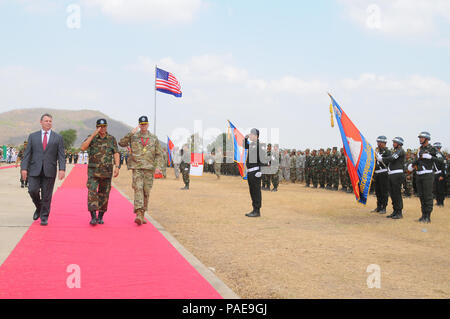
247;210;261;217
378;209;386;214
33;209;41;221
391;212;403;219
245;210;255;217
40;218;48;226
386;211;396;218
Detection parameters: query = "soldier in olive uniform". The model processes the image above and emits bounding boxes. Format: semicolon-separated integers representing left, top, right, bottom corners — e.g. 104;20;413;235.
261;144;272;190
162;149;168;178
324;148;332;189
372;136;391;214
432;142;446;207
118;116;164;225
378;137;405;219
338;148;347;192
408;132;443;223
330;147;339;190
289;150;297;183
81;119;120;225
269;144;280;192
214;147;223;179
317;149;326;188
304;149;311;187
180;144;191;190
311;150;318;188
15;141;29;188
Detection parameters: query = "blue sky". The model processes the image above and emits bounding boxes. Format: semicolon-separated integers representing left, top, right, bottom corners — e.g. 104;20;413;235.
0;0;449;149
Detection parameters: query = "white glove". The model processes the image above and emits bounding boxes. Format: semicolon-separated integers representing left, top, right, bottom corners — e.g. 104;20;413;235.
407;163;414;172
255;172;262;178
422;153;432;159
376;153;383;162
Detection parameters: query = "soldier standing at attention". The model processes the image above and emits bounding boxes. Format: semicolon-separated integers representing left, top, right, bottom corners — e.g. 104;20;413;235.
244;128;269;217
173;146;181;179
338;148;347;192
324;148;332;189
317;148;326;188
304;149;311;187
280;150;290;182
80;119;120;225
261;144;272;190
118;116;164;225
432;142;446;207
372;136;391;214
378;137;405;219
289;150;297;183
180;144;191;190
15;141;29;188
330;147;339;190
407;132;441;223
296;151;305;183
269;144;280;192
311;150;318;188
214;147;223;179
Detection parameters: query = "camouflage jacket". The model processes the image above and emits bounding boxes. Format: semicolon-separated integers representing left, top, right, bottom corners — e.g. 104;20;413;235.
85;133;119;176
118;130;164;170
289;155;297;169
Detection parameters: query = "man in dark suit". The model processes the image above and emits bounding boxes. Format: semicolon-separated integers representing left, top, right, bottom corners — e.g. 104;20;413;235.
21;113;66;226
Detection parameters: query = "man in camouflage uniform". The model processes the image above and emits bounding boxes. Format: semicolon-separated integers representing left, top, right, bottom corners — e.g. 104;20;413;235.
323;148;332;189
329;147;339;190
304;149;311;187
119;116;164;225
289;150;297;183
338;148;347;192
311;150;318;188
280;150;290;182
261;144;272;190
173;146;181;179
269;144;280;192
15;141;29;188
316;148;326;188
296;150;304;183
81;119;120;225
180;144;191;190
403;150;414;197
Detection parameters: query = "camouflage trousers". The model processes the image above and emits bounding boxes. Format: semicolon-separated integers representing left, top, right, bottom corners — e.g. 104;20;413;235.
339;168;348;189
296;167;304;183
281;167;290;181
87;168;112;212
331;168;339;189
181;163;190;186
318;169;326;187
162;166;167;178
290;168;297;183
262;174;271;188
305;167;312;186
271;172;280;189
174;164;180;179
214;163;221;177
132;169;154;213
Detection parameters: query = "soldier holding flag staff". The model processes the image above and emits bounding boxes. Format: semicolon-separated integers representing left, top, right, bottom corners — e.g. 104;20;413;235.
371;136;391;214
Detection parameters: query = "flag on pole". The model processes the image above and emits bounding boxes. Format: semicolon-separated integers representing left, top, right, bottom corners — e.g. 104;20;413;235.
328;93;376;205
227;120;247;178
155;67;182;97
167;137;174;166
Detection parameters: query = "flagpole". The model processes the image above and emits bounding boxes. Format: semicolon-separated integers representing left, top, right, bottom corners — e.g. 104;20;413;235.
154;65;157;135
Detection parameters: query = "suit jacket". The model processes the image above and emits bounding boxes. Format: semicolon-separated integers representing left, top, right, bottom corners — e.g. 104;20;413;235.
21;130;66;177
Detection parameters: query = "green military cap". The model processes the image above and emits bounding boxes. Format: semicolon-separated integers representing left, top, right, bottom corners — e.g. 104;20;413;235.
332;147;337;150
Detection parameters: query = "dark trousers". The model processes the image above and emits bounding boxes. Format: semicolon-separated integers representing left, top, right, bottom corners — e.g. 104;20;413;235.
417;173;434;214
434;174;446;205
388;173;404;212
375;172;389;209
28;169;56;220
247;171;262;210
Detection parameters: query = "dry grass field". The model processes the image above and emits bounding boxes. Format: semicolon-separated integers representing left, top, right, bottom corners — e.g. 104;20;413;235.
114;168;450;299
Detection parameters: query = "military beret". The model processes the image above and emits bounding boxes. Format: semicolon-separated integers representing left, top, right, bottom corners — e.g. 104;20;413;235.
96;118;107;126
139;115;149;124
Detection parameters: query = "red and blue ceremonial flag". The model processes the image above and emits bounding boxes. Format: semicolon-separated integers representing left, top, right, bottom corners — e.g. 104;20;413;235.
227;120;247;178
156;67;182;98
329;93;376;205
167;136;175;166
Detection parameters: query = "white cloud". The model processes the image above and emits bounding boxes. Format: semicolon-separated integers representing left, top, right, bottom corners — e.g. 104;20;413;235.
81;0;204;24
338;0;450;36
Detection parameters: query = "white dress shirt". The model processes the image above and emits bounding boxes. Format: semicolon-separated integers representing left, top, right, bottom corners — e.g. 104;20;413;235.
41;129;52;144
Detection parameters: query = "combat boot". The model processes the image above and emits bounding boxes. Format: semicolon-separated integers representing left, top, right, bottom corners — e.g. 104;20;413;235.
378;208;386;214
245;209;255;217
271;188;278;192
246;209;260;217
416;212;426;223
97;211;105;224
89;211;97;225
424;212;431;223
386;211;396;218
181;184;189;190
371;207;380;213
391;211;403;219
134;210;143;225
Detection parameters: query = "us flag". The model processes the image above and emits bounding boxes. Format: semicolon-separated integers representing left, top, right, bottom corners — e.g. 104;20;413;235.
155;67;182;97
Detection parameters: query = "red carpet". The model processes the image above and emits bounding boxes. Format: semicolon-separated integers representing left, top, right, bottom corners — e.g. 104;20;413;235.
0;165;222;299
0;165;16;170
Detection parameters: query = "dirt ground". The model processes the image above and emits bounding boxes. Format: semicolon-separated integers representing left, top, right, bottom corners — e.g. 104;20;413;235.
114;168;450;299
